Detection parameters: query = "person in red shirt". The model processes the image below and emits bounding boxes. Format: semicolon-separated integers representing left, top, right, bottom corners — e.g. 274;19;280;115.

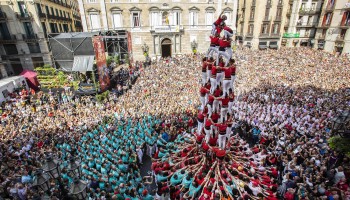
207;33;220;59
212;85;222;113
204;117;212;143
216;37;232;66
201;57;208;85
211;11;227;35
229;59;236;89
210;65;218;94
207;94;215;117
223;25;234;39
206;57;214;80
212;120;228;149
199;85;210;111
197;111;206;135
220;64;232;97
216;93;230;122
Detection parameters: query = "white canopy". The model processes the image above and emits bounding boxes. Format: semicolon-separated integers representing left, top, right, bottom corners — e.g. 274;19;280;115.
72;56;94;72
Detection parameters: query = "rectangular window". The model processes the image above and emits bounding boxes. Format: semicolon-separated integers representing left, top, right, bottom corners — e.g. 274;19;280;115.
150;12;159;27
23;22;35;36
32;57;44;68
261;24;268;34
36;3;42;14
87;0;97;3
45;6;49;14
189;11;198;27
3;44;18;55
172;12;180;25
248;24;253;34
272;24;279;34
90;14;100;30
18;2;28;15
112;13;122;28
0;22;11;39
132;12;140;28
250;9;255;20
205;12;214;27
27;43;41;53
51;7;54;15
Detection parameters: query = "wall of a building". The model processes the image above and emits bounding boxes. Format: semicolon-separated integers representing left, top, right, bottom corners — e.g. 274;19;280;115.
78;0;238;61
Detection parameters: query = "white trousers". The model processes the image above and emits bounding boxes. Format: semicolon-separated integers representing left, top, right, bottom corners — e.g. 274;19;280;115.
228;101;234;114
223;79;231;96
213;100;220;113
200;96;206;111
207;46;219;58
197;121;203;135
207;70;212;82
216;72;224;87
220;107;228;122
218;134;226;149
204;128;212;143
224;30;234;38
226;127;232;140
210;78;217;93
207;104;213;117
231;75;236;89
202;72;208;85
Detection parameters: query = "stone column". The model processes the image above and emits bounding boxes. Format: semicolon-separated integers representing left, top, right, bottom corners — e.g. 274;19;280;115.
100;0;108;30
77;0;88;31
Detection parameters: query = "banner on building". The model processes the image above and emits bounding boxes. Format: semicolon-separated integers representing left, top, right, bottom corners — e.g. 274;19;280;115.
283;33;300;38
127;32;133;64
92;36;110;92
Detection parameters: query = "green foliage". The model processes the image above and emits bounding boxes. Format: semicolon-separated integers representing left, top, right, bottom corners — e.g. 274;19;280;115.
106;56;113;66
124;54;129;65
96;90;110;102
114;55;119;65
43;64;52;68
328;136;350;157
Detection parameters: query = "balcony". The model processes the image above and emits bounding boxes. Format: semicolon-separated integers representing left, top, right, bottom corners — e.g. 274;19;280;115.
299;9;320;15
296;22;318;27
275;16;282;21
339;21;350;28
344;3;350;10
16;12;33;21
325;5;335;12
246;33;254;38
39;12;47;18
263;16;271;22
0;12;7;21
150;25;184;33
336;35;345;41
22;34;39;42
259;33;281;39
0;35;17;44
317;22;331;28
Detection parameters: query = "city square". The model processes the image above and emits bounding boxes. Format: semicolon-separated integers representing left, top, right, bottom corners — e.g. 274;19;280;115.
0;0;350;200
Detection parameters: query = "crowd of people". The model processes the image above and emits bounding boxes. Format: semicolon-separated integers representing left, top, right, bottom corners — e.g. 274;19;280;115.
0;17;349;199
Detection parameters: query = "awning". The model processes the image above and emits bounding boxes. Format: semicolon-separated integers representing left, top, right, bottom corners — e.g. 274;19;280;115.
72;56;94;72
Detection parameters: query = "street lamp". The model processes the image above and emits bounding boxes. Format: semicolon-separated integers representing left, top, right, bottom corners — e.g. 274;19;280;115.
42;156;61;179
331;110;350;138
67;157;82;177
32;169;50;193
69;177;88;200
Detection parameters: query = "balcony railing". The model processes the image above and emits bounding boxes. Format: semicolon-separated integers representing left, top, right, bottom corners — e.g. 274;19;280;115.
39;12;47;18
16;12;33;21
0;12;7;21
22;34;39;41
263;16;271;21
151;25;184;33
339;20;350;27
325;5;335;12
299;9;320;15
0;35;17;43
296;22;318;27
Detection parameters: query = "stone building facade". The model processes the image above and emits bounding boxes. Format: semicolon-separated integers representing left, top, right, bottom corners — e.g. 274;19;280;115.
77;0;238;61
0;0;82;77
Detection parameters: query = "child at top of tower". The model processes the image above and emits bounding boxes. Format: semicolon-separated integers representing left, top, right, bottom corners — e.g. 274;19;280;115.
211;11;227;35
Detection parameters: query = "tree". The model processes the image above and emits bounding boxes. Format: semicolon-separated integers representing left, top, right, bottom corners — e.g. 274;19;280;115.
328;136;350;157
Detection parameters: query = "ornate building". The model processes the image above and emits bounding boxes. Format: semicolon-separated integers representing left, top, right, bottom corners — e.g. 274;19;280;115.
0;0;82;76
77;0;238;60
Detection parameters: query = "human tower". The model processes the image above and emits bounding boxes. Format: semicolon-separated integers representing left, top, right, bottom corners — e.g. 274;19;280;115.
152;13;279;200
